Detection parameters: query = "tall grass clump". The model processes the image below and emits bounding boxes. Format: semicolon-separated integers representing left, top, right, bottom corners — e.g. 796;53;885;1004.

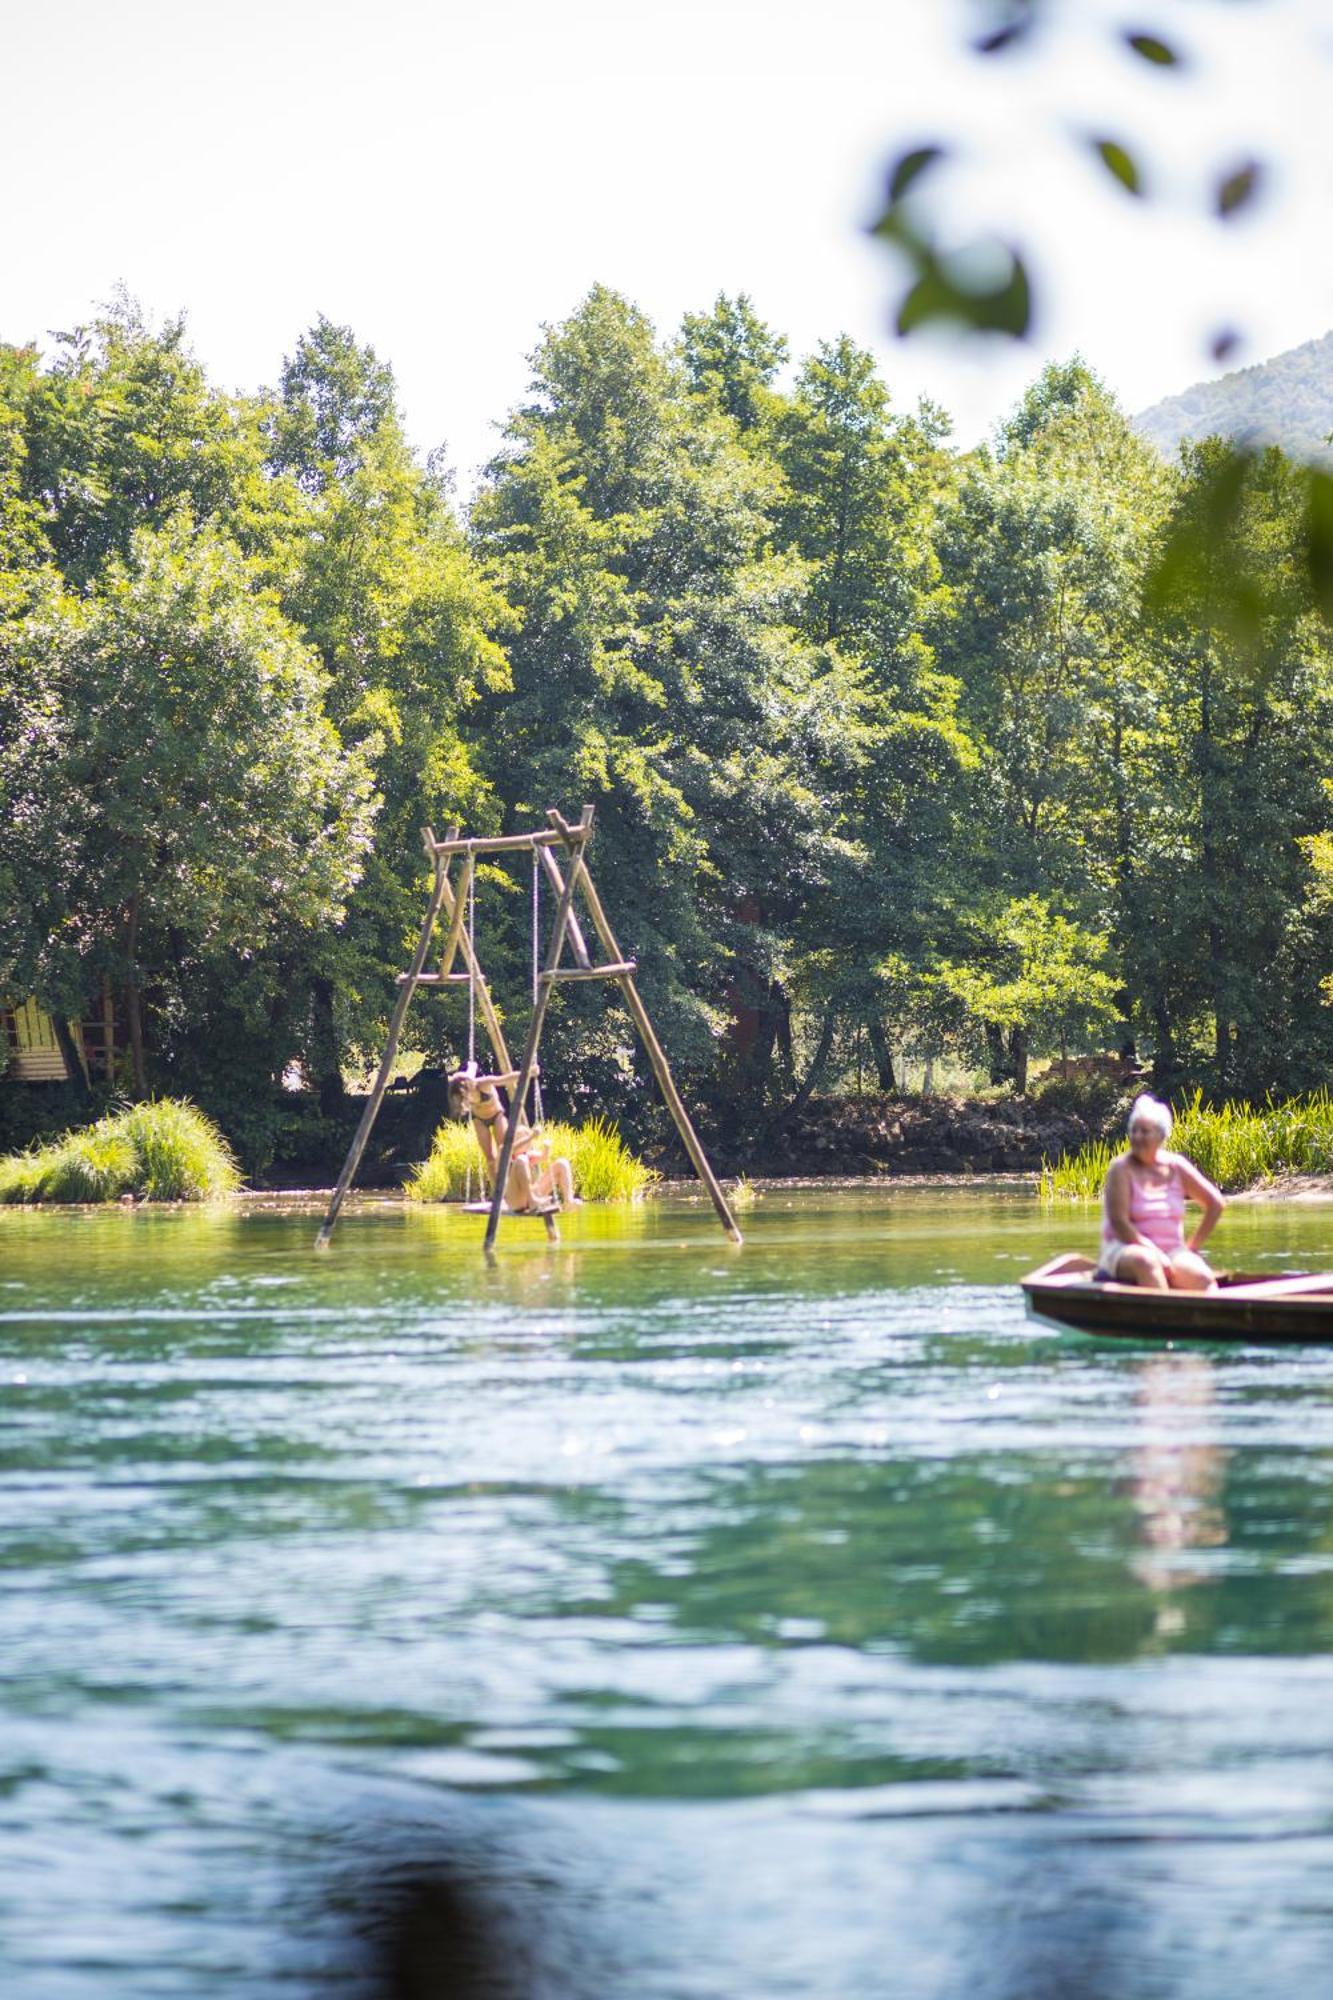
407;1114;656;1204
404;1120;478;1202
0;1099;240;1204
1041;1089;1333;1199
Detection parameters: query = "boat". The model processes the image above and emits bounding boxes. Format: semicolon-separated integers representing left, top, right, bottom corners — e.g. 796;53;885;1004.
1021;1253;1333;1343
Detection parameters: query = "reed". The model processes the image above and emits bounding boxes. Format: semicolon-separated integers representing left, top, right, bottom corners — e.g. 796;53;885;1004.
404;1120;477;1202
406;1113;657;1204
0;1099;240;1204
1041;1088;1333;1199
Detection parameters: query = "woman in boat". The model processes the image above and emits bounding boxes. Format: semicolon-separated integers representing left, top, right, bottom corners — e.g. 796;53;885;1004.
1099;1095;1225;1290
449;1066;577;1211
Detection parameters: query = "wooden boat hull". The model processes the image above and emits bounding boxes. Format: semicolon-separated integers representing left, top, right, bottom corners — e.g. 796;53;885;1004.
1021;1254;1333;1344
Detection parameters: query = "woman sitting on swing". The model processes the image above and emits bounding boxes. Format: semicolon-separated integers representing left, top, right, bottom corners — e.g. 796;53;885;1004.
449;1065;578;1212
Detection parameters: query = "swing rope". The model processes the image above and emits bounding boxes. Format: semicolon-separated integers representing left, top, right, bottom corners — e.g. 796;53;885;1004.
464;862;476;1205
466;861;477;1068
531;845;546;1131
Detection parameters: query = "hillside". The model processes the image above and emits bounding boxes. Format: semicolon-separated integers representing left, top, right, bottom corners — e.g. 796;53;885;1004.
1134;330;1333;463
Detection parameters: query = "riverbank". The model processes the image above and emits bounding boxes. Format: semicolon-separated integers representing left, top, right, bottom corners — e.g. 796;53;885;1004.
1233;1174;1333;1202
254;1090;1094;1189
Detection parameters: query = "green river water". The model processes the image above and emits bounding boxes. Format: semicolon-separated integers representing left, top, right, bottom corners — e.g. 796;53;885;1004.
4;1186;1333;1997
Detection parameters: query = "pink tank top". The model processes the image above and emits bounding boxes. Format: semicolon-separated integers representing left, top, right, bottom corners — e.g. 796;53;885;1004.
1101;1159;1185;1258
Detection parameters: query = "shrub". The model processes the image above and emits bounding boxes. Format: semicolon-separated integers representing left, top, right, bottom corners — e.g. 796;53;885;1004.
551;1116;658;1202
1031;1070;1128;1125
404;1120;479;1202
0;1099;240;1204
406;1113;656;1204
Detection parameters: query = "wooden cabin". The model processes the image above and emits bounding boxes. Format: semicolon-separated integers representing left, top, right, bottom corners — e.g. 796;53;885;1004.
2;989;119;1087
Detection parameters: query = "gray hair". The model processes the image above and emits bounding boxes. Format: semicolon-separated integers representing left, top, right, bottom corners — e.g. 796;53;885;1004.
1127;1092;1172;1141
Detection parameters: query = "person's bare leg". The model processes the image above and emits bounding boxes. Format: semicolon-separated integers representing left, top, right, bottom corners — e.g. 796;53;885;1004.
553;1157;578;1206
1114;1246;1170;1290
1167;1250;1217;1292
506;1157;535;1212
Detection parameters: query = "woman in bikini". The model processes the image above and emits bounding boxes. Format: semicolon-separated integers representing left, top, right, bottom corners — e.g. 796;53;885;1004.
448;1066;577;1212
1099;1094;1225;1291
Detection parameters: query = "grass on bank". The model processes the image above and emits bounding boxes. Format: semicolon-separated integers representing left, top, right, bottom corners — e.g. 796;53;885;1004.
1041;1088;1333;1199
406;1114;657;1204
0;1099;241;1204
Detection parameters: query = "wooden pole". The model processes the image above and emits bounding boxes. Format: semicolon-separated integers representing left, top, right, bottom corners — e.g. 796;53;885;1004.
426;827;590;858
537;844;593;966
316;857;452;1248
546;812;741;1246
483;807;594;1253
437;851;475;977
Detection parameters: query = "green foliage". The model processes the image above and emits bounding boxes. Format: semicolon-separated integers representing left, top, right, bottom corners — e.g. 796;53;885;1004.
0;1098;240;1204
406;1113;655;1204
1038;1139;1117;1203
404;1119;477;1202
6;284;1333;1166
1042;1090;1333;1198
553;1117;658;1202
927;897;1121;1093
1030;1070;1127;1124
680;294;787;433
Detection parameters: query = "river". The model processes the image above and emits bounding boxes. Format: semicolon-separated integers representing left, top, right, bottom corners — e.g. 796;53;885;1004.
3;1187;1333;1997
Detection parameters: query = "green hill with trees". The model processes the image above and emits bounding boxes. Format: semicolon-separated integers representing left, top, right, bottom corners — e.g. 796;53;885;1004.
1135;331;1333;464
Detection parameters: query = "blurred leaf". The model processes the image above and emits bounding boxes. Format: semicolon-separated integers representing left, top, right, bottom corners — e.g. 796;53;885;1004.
1216;159;1263;218
896;247;1032;338
1124;30;1180;66
1089;136;1144;196
971;0;1038;54
887;145;947;203
1306;469;1333;621
974;21;1027;52
1144;446;1276;650
1209;327;1243;365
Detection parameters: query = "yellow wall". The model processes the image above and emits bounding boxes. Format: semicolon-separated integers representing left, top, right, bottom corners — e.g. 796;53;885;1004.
4;1000;82;1082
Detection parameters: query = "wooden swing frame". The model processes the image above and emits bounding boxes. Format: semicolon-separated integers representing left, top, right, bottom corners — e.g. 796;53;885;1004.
316;806;742;1253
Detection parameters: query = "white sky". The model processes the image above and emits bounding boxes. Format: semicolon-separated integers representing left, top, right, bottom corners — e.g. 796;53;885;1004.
3;0;1330;485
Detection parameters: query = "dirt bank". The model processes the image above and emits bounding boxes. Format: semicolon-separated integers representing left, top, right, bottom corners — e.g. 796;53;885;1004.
1231;1175;1333;1202
696;1094;1094;1181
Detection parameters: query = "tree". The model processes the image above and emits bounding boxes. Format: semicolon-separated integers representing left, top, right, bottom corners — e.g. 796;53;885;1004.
680;293;788;435
929;895;1121;1095
470;287;862;1111
15;295;281;591
1134;442;1333;1090
3;517;377;1097
267;320;511;1103
930;363;1168;1068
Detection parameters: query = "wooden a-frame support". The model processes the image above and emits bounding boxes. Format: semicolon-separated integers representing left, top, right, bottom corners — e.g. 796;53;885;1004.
315;805;742;1253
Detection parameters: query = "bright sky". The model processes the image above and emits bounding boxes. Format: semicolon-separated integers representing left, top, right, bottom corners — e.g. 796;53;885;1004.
4;0;1330;485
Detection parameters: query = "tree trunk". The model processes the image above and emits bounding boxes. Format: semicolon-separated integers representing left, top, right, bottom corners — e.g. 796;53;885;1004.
123;892;147;1098
51;1013;92;1100
1150;994;1177;1088
311;976;346;1115
866;1016;897;1093
1198;660;1229;1086
773;984;795;1093
777;1001;838;1127
1009;1026;1029;1097
984;1021;1010;1086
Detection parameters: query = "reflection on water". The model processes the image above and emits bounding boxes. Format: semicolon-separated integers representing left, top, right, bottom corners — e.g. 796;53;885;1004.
4;1188;1333;1997
1130;1354;1230;1620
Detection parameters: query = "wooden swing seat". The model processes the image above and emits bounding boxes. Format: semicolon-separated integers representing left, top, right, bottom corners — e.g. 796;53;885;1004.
460;1198;562;1218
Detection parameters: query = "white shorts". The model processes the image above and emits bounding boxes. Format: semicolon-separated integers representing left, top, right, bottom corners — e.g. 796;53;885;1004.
1100;1238;1184;1278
